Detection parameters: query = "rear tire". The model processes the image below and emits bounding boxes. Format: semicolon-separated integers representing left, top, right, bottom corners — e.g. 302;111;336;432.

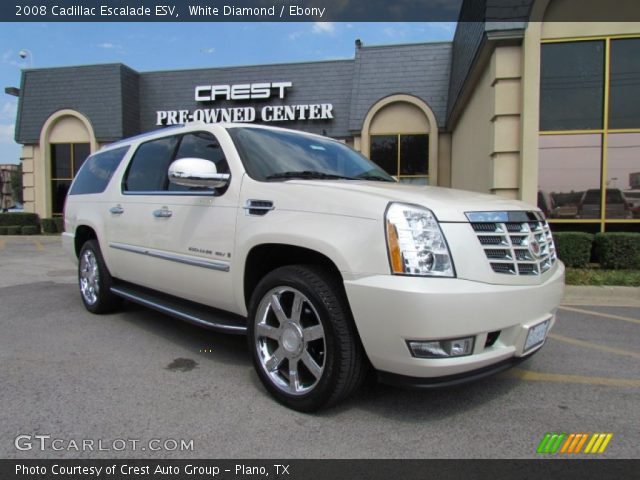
78;240;122;314
248;265;367;412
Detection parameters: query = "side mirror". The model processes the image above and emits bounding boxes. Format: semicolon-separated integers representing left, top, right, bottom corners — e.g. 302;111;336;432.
168;158;230;189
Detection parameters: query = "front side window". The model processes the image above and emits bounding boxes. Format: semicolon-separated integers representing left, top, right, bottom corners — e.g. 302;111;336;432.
123;132;229;194
169;132;230;192
50;142;90;215
123;136;179;192
228;127;394;182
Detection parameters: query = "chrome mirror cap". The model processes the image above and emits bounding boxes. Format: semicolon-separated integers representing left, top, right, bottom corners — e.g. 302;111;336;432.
168;157;230;189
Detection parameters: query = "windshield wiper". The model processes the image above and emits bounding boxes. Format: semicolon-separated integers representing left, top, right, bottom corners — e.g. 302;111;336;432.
266;171;354;181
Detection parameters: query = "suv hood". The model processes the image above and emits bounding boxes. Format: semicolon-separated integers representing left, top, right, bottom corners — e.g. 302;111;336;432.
276;180;538;222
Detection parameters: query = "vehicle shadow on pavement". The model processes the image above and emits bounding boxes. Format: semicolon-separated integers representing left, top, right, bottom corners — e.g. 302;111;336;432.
319;368;522;420
117;301;252;368
117;300;524;418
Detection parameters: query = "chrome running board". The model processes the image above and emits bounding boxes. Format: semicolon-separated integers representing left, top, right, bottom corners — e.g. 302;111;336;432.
111;281;247;335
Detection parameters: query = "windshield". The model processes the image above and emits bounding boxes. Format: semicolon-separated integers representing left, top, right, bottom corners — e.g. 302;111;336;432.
227;127;395;182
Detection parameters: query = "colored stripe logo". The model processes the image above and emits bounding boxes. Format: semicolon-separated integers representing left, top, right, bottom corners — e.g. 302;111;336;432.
537;433;613;454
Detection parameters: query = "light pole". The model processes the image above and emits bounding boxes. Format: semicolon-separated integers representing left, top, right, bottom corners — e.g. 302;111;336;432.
18;49;34;68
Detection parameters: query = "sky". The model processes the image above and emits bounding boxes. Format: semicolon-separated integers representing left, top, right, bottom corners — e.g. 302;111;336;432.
0;22;456;165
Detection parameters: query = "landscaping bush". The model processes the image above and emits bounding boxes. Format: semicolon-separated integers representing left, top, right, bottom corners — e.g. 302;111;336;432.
6;225;22;235
54;217;64;233
21;225;38;235
552;232;594;268
0;226;7;235
0;212;39;228
594;232;640;270
41;218;57;234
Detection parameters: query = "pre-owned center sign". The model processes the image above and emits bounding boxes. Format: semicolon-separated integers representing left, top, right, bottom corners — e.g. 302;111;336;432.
156;81;334;125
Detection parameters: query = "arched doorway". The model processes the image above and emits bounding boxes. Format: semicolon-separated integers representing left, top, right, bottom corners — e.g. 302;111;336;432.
361;94;439;185
38;109;97;216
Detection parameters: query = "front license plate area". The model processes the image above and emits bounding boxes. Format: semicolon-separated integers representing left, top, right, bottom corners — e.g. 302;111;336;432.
524;319;550;353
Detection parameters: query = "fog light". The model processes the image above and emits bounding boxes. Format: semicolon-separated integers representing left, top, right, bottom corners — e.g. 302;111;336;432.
407;337;474;358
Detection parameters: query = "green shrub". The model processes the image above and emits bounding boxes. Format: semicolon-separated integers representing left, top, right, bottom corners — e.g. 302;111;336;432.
21;225;38;235
0;226;7;235
0;212;39;228
54;217;64;233
594;232;640;270
6;225;22;235
552;232;594;268
41;218;57;234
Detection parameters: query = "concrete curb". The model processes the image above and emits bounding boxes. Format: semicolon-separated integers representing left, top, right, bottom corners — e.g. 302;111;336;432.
563;285;640;307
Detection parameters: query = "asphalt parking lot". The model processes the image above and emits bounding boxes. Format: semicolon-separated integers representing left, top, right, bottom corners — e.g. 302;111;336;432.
1;236;639;459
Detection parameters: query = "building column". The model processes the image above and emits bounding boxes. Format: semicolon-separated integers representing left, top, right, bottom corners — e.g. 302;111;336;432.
20;145;37;214
489;45;523;200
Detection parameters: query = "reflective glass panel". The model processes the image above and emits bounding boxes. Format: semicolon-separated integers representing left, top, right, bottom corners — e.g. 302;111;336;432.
609;38;640;129
538;134;603;219
540;41;604;131
607;133;640;219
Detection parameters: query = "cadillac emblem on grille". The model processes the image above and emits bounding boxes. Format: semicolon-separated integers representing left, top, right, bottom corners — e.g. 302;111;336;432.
466;211;558;276
527;233;542;260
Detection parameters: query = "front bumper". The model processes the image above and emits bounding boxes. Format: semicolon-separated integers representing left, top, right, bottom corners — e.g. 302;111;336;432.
344;263;564;379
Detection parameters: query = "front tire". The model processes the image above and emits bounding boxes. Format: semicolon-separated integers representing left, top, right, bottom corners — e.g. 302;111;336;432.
78;240;122;314
248;265;367;412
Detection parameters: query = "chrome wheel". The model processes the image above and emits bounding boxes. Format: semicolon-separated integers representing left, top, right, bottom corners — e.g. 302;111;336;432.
79;249;100;305
254;287;326;396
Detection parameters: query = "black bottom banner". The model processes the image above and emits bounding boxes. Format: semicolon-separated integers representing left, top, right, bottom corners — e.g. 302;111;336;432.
1;459;638;480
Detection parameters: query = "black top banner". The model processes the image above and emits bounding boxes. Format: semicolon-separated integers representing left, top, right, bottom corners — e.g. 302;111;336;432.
6;0;465;22
2;0;640;22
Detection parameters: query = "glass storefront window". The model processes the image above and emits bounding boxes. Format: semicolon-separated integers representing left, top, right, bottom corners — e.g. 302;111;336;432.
540;41;604;131
51;180;71;216
540;35;640;232
370;134;428;184
538;134;602;219
609;38;640;130
607;133;640;219
73;144;90;175
51;144;72;179
400;135;429;175
50;142;90;215
369;135;397;176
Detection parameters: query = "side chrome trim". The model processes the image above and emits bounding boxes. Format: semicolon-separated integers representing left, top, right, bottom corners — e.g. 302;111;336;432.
243;199;275;216
110;286;246;333
109;242;230;272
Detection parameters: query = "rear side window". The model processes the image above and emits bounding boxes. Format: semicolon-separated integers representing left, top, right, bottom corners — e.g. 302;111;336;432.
123;136;179;192
68;146;129;195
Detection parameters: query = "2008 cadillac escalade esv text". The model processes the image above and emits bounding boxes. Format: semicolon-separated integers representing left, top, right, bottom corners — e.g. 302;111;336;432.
63;123;564;411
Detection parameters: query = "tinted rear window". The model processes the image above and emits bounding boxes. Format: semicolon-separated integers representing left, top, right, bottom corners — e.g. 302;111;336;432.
69;146;129;195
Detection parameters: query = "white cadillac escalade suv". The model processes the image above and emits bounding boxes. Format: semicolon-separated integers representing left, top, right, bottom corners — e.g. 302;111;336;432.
63;123;564;411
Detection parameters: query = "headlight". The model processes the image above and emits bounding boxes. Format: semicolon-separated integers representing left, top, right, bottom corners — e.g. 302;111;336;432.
385;203;454;277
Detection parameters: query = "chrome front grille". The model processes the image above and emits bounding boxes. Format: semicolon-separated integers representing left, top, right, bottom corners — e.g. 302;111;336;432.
470;218;557;276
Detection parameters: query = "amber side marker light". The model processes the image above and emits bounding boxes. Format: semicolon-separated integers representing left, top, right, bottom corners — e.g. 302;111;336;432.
386;221;404;273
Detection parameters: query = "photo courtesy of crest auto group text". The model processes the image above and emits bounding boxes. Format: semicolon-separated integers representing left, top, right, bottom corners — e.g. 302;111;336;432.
1;0;639;477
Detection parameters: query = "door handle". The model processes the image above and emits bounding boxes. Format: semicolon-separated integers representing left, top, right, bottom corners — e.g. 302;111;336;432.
153;208;173;218
109;206;124;215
